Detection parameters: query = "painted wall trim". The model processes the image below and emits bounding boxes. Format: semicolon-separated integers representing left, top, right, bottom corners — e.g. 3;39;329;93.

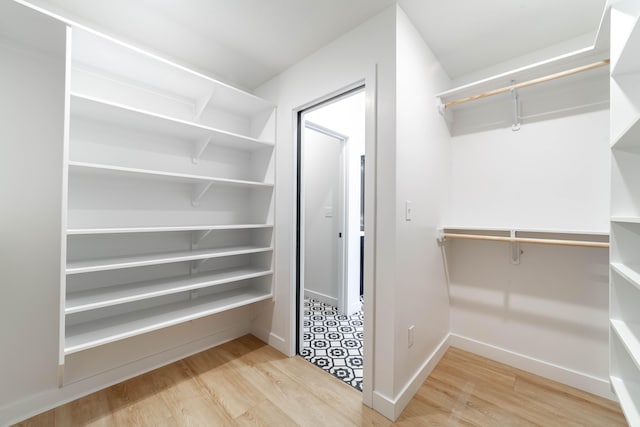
373;333;450;421
0;325;251;426
252;322;290;356
303;289;339;308
449;333;616;401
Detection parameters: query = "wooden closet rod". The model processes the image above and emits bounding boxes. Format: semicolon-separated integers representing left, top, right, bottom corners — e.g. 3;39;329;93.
442;59;610;109
443;233;609;249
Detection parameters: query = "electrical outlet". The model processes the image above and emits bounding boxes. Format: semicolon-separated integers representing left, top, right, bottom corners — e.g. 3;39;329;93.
408;325;415;348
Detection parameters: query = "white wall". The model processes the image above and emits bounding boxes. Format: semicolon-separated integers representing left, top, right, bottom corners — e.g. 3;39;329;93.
0;3;66;419
445;105;612;397
305;91;366;315
302;128;342;307
254;6;453;419
252;6;397;411
391;7;452;413
447;238;611;396
448;110;610;231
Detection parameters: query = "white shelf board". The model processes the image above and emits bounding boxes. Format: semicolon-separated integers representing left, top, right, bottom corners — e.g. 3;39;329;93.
71;93;274;149
436;45;607;103
67;224;273;235
611;1;640;76
612;319;640;372
67;245;272;275
440;225;609;236
65;286;272;354
610;376;640;426
611;114;640;150
66;266;272;314
68;161;273;189
611;263;640;292
612;216;640;224
72;27;274;117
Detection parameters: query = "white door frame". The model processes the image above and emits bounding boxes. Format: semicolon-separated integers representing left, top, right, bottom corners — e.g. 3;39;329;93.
303;120;349;315
292;77;374;407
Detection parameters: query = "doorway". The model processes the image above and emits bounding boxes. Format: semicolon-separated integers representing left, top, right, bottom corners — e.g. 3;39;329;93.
297;87;365;391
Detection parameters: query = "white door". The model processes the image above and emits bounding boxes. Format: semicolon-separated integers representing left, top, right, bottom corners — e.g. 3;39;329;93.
301;122;346;313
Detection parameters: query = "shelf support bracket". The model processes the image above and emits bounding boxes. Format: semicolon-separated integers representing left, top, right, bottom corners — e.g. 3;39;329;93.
192;135;212;164
510;230;521;265
436;229;451;299
190;258;209;275
194;88;215;122
510;81;521;132
192;229;214;248
436;98;446;117
192;182;213;207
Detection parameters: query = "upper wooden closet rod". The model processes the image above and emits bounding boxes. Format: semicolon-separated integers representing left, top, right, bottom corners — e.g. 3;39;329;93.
442;59;610;109
443;232;609;249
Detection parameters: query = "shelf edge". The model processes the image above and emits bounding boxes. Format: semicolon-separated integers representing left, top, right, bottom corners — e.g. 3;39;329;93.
64;291;273;355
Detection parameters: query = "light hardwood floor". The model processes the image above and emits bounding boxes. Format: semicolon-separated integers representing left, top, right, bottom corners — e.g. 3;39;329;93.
16;335;626;426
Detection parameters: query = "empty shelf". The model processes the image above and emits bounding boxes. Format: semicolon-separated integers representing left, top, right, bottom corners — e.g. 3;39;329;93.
67;245;272;274
65;286;272;354
73;28;274;117
71;93;274;149
66;266;272;314
611;114;640;150
610;376;640;426
612;319;640;372
68;161;273;189
67;224;273;235
611;263;640;291
612;216;640;224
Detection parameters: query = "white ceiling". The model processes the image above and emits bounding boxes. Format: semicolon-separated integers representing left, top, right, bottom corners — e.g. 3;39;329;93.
27;0;607;90
399;0;608;81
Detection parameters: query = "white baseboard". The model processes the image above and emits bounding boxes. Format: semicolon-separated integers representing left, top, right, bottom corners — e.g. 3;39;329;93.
252;323;290;356
449;333;616;401
267;332;289;356
0;325;250;427
304;289;338;307
349;300;363;315
373;333;450;421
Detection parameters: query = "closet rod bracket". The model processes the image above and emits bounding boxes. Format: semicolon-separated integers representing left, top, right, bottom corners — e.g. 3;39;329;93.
510;82;521;132
436;99;446;117
510;230;521;264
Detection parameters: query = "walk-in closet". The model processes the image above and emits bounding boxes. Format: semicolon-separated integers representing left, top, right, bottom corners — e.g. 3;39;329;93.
1;0;639;425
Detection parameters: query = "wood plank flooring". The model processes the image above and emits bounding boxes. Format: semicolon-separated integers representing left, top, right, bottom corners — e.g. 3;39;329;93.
15;335;627;426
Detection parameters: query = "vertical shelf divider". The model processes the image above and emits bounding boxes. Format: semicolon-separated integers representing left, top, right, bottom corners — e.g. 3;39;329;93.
609;1;640;425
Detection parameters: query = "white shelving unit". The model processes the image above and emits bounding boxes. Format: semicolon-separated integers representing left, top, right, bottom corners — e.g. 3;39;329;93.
70;93;273;152
440;225;610;236
65;286;272;355
66;267;273;314
610;1;640;425
435;7;611;136
67;223;272;235
62;26;276;363
66;245;273;275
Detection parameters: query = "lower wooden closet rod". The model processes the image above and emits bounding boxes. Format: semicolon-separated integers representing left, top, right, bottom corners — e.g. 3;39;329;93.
442;233;609;249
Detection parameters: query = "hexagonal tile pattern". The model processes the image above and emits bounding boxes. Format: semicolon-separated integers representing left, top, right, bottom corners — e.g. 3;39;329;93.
301;297;364;391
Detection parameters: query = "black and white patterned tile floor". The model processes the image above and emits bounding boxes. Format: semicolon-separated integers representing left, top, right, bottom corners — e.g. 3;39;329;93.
300;298;364;391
